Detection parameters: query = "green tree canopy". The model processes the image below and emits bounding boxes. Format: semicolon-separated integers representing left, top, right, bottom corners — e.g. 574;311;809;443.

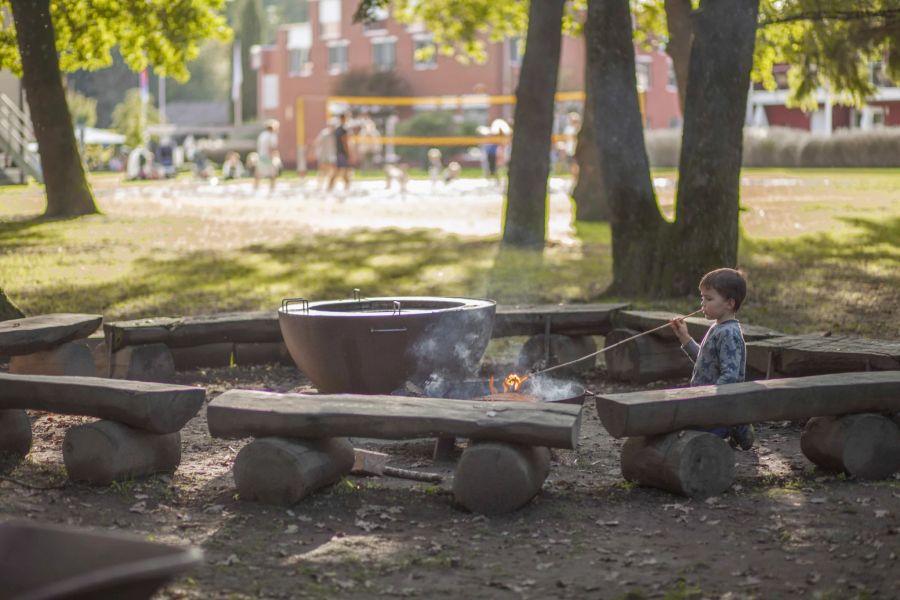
66;89;97;127
0;0;231;81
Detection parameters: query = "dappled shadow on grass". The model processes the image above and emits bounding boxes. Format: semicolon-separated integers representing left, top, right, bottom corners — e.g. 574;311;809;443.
0;215;67;253
11;226;614;319
739;216;900;338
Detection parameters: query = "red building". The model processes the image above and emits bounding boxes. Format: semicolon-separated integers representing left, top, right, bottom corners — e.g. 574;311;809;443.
254;1;682;169
747;63;900;132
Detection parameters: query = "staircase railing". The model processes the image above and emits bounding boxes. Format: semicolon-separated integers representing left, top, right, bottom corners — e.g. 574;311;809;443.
0;93;42;183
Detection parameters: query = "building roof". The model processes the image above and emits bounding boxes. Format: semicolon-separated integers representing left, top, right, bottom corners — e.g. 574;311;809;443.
165;101;230;126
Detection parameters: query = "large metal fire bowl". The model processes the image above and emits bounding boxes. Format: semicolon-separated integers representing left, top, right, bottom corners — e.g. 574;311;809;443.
279;296;496;394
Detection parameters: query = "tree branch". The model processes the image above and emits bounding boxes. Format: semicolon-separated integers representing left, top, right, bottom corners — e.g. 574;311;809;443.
760;8;900;27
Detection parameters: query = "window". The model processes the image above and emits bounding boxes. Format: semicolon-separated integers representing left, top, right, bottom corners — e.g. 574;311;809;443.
289;48;311;76
287;24;312;76
262;74;279;109
508;37;522;67
328;41;349;74
319;0;341;39
667;61;677;91
372;38;396;72
635;59;652;92
413;36;436;70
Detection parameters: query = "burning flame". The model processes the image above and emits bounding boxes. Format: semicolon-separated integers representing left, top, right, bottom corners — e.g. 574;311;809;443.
489;373;529;394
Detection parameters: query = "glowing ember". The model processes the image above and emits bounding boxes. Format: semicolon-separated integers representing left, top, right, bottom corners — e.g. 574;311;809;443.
487;373;530;397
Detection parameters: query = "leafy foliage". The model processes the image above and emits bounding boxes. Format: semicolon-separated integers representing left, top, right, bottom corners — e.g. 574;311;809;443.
393;110;478;164
0;0;231;81
754;0;900;110
65;89;97;127
112;89;161;148
633;0;900;110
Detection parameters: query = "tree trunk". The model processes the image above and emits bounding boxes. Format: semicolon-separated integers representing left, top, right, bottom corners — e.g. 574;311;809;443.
664;0;693;114
572;26;611;223
0;289;25;321
671;0;759;294
9;0;99;217
586;0;669;294
502;0;565;248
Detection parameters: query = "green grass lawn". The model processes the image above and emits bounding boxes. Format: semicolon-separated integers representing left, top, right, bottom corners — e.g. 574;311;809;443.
1;168;898;339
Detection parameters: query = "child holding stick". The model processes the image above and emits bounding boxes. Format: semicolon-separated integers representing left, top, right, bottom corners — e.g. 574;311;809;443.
669;268;755;450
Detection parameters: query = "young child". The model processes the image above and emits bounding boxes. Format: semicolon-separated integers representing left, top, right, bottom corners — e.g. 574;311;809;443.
669;268;755;450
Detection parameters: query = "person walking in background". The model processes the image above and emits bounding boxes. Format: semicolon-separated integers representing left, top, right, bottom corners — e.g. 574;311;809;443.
562;111;581;180
254;119;280;193
313;120;337;191
328;113;352;192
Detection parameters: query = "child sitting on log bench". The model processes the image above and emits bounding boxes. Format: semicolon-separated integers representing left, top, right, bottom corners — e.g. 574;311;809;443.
669;268;755;450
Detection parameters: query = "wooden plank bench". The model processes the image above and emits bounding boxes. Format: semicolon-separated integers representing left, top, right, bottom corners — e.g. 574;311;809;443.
208;390;583;514
0;314;103;377
746;334;900;377
101;312;288;379
593;372;900;498
0;373;206;484
604;310;784;383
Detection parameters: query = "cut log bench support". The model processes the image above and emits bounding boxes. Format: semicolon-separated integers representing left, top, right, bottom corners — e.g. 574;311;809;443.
233;437;355;506
595;372;900;496
208;390;582;513
0;313;103;377
0;373;205;483
0;409;32;470
801;414;900;480
453;442;551;515
621;432;734;499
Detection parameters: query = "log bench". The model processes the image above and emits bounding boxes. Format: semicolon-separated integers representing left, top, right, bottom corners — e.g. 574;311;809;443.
0;373;205;484
604;310;784;383
593;372;900;498
0;313;103;377
746;334;900;378
101;312;290;380
207;390;583;514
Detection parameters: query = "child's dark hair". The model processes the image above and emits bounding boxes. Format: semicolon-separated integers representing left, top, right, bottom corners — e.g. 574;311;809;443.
699;268;747;311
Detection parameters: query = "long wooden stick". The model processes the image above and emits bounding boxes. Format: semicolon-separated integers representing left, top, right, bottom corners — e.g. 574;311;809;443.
530;309;704;377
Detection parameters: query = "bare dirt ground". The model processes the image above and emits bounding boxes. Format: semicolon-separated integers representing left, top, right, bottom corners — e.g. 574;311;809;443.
2;355;898;600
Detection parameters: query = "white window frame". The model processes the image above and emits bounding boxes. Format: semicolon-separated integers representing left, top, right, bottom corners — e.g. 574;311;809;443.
262;74;279;109
327;40;350;75
319;0;342;40
635;55;653;92
372;36;397;72
413;34;437;70
287;24;313;77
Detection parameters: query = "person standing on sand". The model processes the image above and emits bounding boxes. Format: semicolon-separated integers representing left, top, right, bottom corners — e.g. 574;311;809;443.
255;119;281;193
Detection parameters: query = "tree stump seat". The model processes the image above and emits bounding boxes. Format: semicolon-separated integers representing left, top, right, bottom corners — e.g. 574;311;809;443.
207;389;583;514
0;314;103;377
594;372;900;497
0;373;205;484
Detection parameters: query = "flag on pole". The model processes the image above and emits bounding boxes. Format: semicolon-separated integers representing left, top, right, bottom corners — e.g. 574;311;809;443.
231;39;243;103
139;68;150;103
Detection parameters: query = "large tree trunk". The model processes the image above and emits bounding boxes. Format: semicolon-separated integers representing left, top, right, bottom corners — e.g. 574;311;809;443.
9;0;99;218
586;0;669;294
664;0;693;113
572;23;611;223
671;0;759;294
0;289;25;321
502;0;566;248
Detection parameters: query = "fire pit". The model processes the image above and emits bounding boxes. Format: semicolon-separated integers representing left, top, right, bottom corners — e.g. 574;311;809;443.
279;296;496;394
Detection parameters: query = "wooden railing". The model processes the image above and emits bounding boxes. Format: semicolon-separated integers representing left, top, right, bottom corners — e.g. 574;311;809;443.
0;93;42;183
